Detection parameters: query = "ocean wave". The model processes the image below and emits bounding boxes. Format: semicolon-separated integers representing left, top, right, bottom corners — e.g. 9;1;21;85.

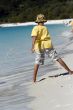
61;31;73;38
0;19;73;27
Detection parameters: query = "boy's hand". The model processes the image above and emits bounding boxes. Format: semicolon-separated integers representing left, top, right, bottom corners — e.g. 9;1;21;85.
71;29;73;32
31;47;35;53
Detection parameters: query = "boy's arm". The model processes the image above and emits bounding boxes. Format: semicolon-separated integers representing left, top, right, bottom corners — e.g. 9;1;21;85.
31;36;36;53
71;27;73;32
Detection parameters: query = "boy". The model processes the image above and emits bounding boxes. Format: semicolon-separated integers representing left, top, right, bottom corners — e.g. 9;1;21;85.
68;20;73;32
31;14;73;82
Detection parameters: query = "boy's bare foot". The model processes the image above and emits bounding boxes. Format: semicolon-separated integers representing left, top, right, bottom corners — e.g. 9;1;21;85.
69;71;73;74
33;79;36;83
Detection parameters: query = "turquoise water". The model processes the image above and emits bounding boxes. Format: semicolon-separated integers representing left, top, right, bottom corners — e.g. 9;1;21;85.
0;24;71;76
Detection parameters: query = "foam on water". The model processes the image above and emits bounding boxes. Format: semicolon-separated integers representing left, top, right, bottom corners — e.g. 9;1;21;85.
61;31;73;38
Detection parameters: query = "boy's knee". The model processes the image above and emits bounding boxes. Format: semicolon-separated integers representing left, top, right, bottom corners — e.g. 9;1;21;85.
35;58;44;65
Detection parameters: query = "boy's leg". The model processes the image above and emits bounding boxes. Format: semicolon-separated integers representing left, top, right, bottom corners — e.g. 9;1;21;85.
57;58;73;74
48;48;73;74
33;64;39;82
33;51;44;82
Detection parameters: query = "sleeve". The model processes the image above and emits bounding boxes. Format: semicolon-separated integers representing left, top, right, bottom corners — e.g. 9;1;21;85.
31;26;38;37
70;21;73;26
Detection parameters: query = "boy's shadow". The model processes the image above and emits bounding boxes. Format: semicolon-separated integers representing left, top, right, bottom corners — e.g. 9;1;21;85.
38;72;69;82
38;78;46;82
49;72;69;78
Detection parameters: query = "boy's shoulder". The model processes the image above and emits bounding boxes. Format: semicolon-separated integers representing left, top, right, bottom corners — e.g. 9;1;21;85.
32;25;48;30
33;25;38;28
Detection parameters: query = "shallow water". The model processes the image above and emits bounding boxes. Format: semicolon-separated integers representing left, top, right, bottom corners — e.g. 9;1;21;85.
0;24;72;77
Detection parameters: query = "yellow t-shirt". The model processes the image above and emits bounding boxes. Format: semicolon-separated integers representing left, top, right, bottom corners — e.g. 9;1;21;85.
70;21;73;26
31;25;52;52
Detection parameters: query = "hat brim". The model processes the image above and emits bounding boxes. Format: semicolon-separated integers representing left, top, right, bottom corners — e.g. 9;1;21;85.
35;20;47;23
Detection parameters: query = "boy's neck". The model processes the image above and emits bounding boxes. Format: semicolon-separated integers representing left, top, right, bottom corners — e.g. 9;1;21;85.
38;22;44;26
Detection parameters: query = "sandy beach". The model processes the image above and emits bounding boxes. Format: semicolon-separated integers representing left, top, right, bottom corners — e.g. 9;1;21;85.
0;21;73;110
27;38;73;110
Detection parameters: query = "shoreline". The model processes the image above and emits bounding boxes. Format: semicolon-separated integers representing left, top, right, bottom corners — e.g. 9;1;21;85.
0;18;73;27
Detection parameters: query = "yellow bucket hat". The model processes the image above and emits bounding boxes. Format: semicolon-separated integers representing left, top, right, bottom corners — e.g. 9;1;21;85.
35;14;47;23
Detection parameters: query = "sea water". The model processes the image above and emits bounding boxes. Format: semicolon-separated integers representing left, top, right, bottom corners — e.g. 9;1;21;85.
0;24;72;77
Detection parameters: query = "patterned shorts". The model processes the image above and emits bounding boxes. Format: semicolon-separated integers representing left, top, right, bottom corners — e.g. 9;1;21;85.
35;48;60;65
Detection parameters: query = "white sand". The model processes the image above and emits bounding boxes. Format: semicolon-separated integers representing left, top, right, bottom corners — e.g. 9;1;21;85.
27;40;73;110
0;21;73;110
